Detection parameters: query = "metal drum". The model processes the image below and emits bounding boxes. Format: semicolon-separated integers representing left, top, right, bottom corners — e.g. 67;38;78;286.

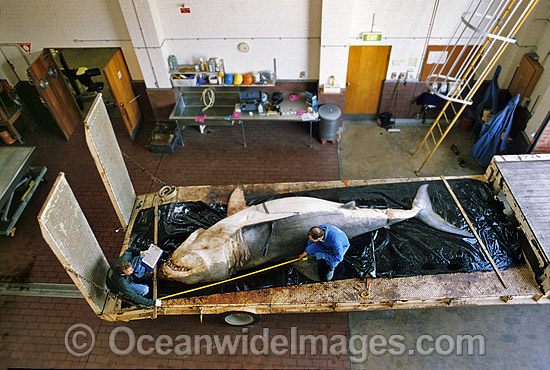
318;104;342;141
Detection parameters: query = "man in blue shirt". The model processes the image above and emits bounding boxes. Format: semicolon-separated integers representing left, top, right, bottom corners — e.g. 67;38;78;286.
298;224;350;282
105;246;161;307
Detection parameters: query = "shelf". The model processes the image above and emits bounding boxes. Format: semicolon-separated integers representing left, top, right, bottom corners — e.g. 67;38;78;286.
169;58;277;89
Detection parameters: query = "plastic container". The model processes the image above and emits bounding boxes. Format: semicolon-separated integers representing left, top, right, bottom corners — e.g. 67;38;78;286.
168;55;178;70
379;112;394;129
318;104;342;141
458;108;475;131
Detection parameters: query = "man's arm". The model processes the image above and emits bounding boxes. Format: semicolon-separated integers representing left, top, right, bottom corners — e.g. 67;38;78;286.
324;242;345;267
323;228;350;267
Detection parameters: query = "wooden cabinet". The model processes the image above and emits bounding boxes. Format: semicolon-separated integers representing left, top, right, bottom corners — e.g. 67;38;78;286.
508;54;543;105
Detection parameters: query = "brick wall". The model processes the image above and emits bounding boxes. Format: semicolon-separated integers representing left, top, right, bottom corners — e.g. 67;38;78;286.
532;121;550;153
378;81;431;119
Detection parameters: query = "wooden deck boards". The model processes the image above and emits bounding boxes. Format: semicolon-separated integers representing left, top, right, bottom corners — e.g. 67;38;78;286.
495;155;550;259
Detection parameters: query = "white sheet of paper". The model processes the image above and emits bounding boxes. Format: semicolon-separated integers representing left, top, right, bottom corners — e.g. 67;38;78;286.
427;51;448;64
142;243;163;270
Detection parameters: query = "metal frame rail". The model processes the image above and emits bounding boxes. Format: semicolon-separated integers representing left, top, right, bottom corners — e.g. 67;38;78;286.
412;0;539;174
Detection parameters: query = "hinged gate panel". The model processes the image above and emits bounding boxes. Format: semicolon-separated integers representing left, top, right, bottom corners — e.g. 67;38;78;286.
38;173;109;314
84;94;136;229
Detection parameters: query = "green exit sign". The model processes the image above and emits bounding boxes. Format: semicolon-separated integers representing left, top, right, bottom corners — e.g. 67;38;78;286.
362;33;382;41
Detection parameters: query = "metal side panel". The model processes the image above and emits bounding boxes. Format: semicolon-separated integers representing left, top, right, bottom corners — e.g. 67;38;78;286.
37;172;110;315
84;94;136;229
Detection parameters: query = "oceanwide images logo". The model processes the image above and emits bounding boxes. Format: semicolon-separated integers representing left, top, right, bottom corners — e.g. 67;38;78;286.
65;324;486;362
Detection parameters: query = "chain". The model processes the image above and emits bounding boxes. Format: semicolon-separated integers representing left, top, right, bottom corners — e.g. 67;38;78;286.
121;151;168;187
64;266;151;310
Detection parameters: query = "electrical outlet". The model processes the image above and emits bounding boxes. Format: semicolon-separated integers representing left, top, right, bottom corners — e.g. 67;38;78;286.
399;72;406;79
299;71;306;78
391;72;398;79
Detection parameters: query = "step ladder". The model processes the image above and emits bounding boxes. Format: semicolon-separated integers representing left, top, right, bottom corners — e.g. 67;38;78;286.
412;0;539;174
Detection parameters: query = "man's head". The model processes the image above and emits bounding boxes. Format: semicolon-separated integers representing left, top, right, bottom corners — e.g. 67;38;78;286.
113;260;133;276
308;226;325;242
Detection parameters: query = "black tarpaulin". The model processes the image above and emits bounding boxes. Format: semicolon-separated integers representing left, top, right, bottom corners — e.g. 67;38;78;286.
128;179;522;296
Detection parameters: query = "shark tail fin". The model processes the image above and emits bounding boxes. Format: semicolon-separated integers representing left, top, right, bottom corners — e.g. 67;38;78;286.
412;184;473;238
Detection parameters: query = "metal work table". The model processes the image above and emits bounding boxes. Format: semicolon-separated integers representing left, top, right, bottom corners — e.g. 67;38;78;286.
169;88;318;148
0;146;47;236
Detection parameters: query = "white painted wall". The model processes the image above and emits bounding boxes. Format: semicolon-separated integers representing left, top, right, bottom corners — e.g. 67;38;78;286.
524;19;550;137
156;0;321;82
318;0;353;89
348;0;472;81
0;0;136;84
0;0;548;134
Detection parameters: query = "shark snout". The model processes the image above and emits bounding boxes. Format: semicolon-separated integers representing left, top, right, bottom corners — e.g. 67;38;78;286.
162;252;207;283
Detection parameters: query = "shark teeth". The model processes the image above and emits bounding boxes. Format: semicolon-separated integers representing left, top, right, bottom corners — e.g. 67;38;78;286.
166;258;189;272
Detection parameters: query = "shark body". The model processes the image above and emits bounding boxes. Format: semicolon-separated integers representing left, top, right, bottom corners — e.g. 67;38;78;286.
161;184;471;284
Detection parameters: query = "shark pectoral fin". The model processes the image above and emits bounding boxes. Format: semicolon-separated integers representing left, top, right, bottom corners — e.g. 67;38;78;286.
341;201;356;209
241;211;297;227
186;228;206;243
227;185;247;216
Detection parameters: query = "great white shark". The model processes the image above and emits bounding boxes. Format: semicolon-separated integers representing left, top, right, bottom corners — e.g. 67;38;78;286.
161;184;472;284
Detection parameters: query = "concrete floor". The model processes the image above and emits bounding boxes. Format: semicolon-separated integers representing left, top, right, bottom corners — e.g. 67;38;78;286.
339;121;550;370
340;120;485;180
348;305;550;370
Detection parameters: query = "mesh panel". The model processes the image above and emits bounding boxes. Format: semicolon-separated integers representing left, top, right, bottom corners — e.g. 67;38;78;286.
38;173;109;314
84;94;135;228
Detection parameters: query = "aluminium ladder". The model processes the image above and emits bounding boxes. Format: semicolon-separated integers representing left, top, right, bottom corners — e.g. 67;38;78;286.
412;0;539;174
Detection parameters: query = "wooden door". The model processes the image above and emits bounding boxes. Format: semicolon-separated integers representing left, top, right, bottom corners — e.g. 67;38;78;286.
103;49;142;140
27;50;82;140
508;54;544;105
345;46;391;114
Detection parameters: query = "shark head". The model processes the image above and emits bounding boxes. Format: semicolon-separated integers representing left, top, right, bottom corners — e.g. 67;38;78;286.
161;226;237;285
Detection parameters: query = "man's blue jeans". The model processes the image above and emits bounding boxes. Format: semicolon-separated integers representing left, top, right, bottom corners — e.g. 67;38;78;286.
318;259;335;282
130;255;150;297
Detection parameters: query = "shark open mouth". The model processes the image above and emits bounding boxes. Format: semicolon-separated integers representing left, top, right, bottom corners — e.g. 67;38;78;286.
165;258;189;272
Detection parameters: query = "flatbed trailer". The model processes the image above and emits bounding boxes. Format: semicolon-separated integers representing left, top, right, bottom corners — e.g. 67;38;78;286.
37;96;550;323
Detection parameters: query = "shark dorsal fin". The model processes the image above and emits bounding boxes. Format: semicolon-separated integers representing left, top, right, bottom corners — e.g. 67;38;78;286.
227;185;247;216
341;201;356;209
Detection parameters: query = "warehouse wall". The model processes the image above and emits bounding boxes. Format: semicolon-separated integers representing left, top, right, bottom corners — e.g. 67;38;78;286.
522;18;550;138
348;0;470;81
0;0;545;86
155;0;322;81
0;0;137;84
0;0;548;139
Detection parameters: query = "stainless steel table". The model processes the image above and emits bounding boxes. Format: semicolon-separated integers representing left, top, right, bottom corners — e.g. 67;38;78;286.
169;90;318;148
0;146;47;236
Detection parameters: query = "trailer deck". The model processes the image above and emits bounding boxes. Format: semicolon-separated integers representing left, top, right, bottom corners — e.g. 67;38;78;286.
486;154;550;292
98;174;546;322
37;96;550;322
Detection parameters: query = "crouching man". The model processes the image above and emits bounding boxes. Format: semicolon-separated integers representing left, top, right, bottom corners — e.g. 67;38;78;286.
299;225;350;282
106;246;161;307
